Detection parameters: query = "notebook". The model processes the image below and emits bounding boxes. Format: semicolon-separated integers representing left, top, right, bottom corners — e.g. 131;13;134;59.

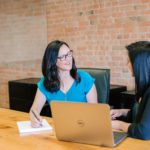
51;101;127;147
17;119;53;135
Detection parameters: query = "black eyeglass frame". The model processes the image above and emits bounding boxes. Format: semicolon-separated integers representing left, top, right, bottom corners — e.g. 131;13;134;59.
57;50;73;61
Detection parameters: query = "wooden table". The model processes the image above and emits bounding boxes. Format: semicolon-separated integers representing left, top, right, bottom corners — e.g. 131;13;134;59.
0;108;150;150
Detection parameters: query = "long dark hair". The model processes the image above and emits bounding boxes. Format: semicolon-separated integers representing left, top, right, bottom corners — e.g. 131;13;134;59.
126;41;150;101
42;40;80;92
126;41;150;64
132;50;150;100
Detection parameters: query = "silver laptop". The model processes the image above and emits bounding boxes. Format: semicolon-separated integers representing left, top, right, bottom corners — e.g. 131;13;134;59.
50;101;127;147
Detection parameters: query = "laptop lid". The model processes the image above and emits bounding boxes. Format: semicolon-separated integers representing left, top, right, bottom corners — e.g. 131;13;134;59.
51;101;126;147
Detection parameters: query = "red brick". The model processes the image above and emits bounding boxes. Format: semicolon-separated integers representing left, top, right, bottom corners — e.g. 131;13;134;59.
1;0;150;108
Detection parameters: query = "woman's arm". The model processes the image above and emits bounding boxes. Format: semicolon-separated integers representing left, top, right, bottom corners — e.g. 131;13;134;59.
29;89;46;127
112;92;150;140
86;84;98;103
111;109;131;132
127;95;150;140
110;109;130;119
112;120;131;132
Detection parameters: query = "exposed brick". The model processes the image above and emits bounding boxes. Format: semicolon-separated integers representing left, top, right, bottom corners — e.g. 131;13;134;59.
1;0;150;108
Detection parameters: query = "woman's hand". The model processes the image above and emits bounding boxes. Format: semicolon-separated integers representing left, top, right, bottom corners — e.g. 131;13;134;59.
111;120;131;132
110;109;130;120
29;89;46;128
29;109;43;128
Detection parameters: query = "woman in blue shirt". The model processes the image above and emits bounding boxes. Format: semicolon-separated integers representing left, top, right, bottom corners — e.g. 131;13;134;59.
30;40;98;127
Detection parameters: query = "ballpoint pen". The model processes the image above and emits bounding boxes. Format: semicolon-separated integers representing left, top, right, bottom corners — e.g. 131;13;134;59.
31;110;43;127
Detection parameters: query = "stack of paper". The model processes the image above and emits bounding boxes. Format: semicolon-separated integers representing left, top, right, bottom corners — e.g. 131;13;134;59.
17;119;53;134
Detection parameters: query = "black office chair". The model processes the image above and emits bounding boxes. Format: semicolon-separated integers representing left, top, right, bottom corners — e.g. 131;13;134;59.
79;68;110;103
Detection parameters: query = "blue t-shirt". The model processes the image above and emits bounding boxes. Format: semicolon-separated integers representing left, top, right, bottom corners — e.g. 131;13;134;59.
37;69;95;103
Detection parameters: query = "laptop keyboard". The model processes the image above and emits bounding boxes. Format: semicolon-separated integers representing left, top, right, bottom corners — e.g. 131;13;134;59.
113;131;127;145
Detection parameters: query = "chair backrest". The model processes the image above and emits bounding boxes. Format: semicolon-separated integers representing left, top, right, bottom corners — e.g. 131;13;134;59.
79;68;110;103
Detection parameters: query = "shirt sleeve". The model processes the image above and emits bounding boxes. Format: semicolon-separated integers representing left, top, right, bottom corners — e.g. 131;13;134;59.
128;93;150;140
37;77;48;99
78;70;95;94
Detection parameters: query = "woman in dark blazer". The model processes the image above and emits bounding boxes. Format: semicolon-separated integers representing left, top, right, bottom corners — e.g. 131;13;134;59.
111;41;150;140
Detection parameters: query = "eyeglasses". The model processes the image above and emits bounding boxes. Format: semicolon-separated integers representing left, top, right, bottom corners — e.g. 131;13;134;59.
57;50;73;61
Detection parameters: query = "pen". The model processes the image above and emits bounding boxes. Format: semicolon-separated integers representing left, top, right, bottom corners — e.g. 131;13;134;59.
31;110;43;127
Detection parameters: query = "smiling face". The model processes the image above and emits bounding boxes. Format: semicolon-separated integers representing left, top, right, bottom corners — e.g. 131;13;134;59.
56;44;73;72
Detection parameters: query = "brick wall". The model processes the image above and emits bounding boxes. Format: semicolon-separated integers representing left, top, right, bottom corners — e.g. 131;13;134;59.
0;60;42;108
0;0;46;108
46;0;150;88
0;0;47;63
0;0;150;108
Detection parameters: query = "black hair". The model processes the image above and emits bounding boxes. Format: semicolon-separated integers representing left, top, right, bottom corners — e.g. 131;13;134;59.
42;40;80;92
126;41;150;100
133;50;150;100
126;41;150;64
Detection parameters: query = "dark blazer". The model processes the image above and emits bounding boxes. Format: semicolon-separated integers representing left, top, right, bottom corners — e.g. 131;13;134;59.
128;86;150;140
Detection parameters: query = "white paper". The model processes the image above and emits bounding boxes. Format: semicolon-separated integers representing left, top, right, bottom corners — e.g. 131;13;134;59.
17;119;53;134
